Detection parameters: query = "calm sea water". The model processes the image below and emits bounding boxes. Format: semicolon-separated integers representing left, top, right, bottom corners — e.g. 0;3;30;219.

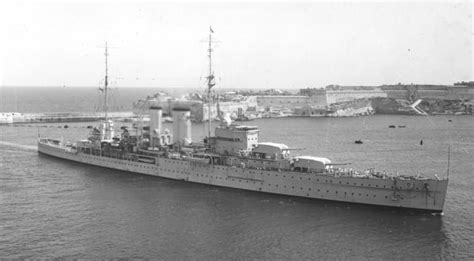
1;89;473;259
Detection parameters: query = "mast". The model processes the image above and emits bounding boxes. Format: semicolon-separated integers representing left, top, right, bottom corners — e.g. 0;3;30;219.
207;27;215;139
104;42;109;121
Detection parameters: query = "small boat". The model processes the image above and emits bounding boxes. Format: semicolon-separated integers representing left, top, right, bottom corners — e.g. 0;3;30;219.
354;140;363;144
389;125;396;128
398;125;406;128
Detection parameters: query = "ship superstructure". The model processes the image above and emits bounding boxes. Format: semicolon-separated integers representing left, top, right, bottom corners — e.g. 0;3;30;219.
38;31;448;212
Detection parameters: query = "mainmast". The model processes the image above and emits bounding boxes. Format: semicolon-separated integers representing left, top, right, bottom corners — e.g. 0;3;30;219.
207;27;216;139
104;42;109;121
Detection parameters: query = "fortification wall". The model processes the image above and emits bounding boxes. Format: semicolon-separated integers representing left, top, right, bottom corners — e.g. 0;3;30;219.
257;95;327;108
326;89;387;104
381;85;474;100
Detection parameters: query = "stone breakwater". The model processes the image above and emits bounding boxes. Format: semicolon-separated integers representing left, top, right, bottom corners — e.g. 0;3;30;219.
0;111;136;124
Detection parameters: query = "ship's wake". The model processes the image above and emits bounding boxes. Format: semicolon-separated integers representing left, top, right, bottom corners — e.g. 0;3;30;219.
0;141;37;152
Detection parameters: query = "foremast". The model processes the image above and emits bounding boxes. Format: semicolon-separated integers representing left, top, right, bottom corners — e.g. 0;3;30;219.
206;27;216;139
98;42;114;141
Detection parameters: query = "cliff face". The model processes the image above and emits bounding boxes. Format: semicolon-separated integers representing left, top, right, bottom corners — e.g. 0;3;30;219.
372;98;415;114
329;99;374;117
418;99;473;115
371;97;473;115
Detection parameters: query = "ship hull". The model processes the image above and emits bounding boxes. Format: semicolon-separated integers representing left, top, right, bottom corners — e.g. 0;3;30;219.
38;140;448;212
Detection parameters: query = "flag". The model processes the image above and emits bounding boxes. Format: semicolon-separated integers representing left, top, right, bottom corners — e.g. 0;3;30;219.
210;26;214;33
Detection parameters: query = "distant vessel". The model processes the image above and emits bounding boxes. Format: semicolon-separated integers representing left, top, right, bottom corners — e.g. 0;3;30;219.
38;31;449;213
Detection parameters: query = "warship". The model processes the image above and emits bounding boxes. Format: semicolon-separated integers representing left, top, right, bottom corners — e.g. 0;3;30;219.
38;31;449;212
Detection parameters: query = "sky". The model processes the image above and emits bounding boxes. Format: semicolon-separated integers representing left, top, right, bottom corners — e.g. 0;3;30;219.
0;1;472;89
